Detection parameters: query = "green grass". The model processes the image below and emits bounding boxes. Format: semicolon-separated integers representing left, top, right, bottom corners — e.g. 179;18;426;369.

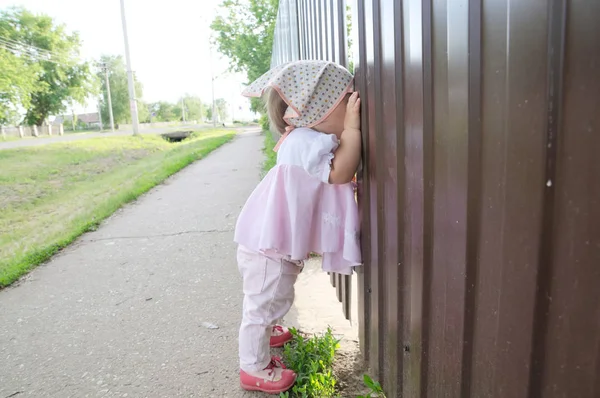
262;130;277;176
1;135;25;142
0;129;235;287
280;328;340;398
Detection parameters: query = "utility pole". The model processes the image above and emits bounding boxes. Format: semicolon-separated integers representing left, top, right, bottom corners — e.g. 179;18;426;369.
97;97;103;131
181;97;186;123
209;43;216;127
101;63;115;131
120;0;140;135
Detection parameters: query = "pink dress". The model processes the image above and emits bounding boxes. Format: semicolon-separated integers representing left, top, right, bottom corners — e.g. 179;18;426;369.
234;128;361;275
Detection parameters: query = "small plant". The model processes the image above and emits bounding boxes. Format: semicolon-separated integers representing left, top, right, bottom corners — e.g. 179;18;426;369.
262;130;277;176
357;374;386;398
279;327;341;398
259;113;270;132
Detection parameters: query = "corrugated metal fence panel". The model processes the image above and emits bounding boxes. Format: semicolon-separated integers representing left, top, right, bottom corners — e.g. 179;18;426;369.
354;0;600;397
272;0;348;73
271;0;300;67
272;0;598;396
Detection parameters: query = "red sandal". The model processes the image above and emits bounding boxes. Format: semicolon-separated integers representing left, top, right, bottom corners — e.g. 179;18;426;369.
240;356;296;394
270;325;293;348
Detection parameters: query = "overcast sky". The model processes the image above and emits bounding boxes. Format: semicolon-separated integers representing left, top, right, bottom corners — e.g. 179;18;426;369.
0;0;255;118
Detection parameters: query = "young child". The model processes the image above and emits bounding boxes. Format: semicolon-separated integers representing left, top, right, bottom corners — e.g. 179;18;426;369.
234;60;362;394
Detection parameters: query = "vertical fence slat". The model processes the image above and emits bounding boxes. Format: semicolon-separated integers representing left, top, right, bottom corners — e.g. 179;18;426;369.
341;274;352;320
379;0;404;394
317;0;323;60
330;0;336;63
461;0;483;397
310;0;319;59
540;3;600;397
337;0;347;67
354;0;371;364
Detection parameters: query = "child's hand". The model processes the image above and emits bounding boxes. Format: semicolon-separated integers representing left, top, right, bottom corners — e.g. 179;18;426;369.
344;92;361;131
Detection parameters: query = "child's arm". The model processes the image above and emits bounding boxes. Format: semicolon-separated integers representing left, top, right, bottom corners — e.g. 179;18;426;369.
329;92;362;184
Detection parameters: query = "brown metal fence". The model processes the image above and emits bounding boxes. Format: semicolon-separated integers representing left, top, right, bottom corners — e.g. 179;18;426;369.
272;1;600;397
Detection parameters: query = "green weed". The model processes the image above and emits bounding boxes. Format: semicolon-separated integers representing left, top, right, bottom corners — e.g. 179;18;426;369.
279;327;340;398
262;129;277;176
357;374;386;398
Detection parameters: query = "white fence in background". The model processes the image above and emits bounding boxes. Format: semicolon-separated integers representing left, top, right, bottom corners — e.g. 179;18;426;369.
1;124;65;138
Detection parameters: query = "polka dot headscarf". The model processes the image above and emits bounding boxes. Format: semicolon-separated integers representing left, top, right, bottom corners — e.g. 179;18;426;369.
242;60;354;128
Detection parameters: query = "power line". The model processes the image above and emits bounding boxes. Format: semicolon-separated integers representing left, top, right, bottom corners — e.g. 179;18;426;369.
0;35;74;60
1;45;68;66
0;37;76;66
0;42;71;65
0;39;74;64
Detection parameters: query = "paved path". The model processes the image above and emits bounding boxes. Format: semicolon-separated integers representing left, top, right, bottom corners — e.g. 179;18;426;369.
0;124;245;151
0;128;360;397
0;129;265;397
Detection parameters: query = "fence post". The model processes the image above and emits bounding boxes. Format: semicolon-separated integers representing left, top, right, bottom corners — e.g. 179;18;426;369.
59;124;64;136
48;123;53;136
32;125;39;137
18;126;24;137
1;126;5;139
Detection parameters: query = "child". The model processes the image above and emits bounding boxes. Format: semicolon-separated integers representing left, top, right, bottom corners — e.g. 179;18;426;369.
234;60;362;394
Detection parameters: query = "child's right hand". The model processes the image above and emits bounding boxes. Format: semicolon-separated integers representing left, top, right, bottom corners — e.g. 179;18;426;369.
329;92;362;184
344;92;361;131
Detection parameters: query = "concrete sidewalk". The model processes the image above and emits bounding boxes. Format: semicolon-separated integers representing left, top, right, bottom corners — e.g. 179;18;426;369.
0;129;360;398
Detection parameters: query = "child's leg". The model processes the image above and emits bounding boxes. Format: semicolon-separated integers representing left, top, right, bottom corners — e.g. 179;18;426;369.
269;259;303;347
237;247;301;373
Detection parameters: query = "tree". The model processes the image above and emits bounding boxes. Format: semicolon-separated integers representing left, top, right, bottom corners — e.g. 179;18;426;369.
205;107;213;122
215;98;228;122
137;101;150;124
0;7;96;126
149;102;177;122
176;95;204;122
0;48;40;125
97;55;145;126
211;0;279;112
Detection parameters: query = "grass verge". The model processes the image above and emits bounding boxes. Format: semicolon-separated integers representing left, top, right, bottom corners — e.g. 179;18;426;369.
262;129;277;176
0;129;235;287
280;327;340;398
1;135;25;142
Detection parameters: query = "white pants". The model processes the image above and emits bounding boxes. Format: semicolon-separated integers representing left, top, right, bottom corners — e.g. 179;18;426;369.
237;245;303;373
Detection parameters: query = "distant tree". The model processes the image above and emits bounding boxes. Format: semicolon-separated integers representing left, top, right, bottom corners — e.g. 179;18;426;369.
0;47;39;125
137;101;150;124
215;98;228;122
211;0;278;112
0;7;96;126
151;101;177;122
205;107;213;122
176;95;204;122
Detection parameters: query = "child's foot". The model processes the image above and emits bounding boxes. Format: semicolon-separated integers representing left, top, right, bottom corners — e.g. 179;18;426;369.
270;325;293;347
240;356;296;394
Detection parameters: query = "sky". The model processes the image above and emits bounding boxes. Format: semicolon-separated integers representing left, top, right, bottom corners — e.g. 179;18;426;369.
0;0;256;119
